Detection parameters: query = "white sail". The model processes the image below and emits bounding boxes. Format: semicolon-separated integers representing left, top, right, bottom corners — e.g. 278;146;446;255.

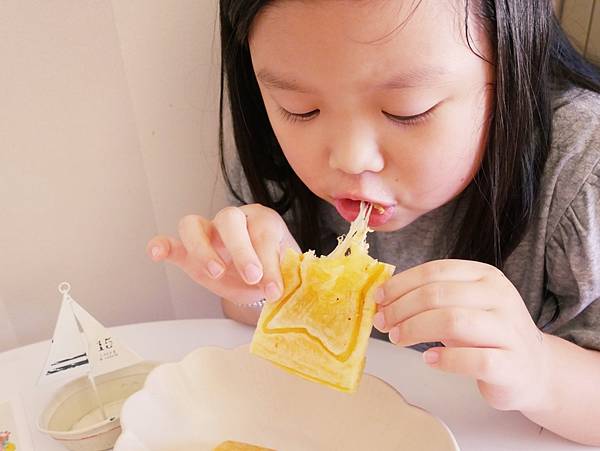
40;292;90;380
70;299;142;378
40;282;142;383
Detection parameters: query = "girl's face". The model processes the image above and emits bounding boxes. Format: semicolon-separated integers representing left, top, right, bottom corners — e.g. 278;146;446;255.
249;0;494;231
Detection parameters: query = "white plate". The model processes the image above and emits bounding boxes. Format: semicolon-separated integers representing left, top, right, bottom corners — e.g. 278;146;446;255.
115;346;459;451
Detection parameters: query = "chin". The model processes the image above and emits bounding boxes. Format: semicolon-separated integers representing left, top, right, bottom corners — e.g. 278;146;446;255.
370;213;421;232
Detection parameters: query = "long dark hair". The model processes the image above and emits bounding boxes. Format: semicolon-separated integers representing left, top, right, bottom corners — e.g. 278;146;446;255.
218;0;600;267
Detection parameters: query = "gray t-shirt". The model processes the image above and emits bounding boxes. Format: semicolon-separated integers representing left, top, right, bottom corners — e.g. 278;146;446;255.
229;87;600;351
317;87;600;351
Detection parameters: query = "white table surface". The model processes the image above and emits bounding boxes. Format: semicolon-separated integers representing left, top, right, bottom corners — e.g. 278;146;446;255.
0;318;596;451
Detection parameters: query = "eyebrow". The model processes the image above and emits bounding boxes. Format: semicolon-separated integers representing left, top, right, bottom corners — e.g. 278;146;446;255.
256;65;451;94
256;70;314;93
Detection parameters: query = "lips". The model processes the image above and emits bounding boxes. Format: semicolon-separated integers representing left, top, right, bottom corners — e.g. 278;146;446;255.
334;198;396;227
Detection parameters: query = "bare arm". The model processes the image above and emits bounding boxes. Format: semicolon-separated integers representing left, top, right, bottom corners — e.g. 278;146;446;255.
521;333;600;446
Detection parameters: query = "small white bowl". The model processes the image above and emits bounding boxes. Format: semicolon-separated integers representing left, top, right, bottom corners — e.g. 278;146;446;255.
115;346;459;451
38;361;157;451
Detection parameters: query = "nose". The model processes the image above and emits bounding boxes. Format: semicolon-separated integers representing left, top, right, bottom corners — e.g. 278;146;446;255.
328;121;384;174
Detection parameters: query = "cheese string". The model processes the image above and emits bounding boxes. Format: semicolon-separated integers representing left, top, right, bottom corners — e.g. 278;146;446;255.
328;201;373;258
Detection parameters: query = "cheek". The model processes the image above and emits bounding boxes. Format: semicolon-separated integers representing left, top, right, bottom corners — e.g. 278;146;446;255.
271;121;327;187
391;101;487;207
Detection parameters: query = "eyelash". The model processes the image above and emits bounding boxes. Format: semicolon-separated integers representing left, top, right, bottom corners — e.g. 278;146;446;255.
382;105;437;126
277;104;437;126
278;107;320;123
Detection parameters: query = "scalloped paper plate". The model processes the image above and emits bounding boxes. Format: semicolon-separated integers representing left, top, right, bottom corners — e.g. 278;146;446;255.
115;346;459;451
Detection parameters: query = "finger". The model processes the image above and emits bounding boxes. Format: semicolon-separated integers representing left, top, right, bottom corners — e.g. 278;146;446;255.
241;203;300;256
178;215;226;279
388;308;509;348
423;346;508;385
376;259;501;307
375;280;497;332
213;206;263;285
146;236;188;266
243;206;297;303
280;233;302;254
251;232;284;303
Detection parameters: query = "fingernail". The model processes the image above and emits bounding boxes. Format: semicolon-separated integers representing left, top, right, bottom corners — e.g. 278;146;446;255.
244;263;262;284
423;350;439;364
374;287;384;304
151;247;162;259
389;327;400;344
373;312;385;331
265;282;281;303
207;260;224;279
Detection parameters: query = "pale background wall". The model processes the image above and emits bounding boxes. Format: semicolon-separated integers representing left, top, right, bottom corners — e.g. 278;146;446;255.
556;0;600;64
1;1;598;352
0;0;226;352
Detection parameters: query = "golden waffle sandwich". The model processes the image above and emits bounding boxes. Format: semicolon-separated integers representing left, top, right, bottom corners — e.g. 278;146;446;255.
250;202;395;393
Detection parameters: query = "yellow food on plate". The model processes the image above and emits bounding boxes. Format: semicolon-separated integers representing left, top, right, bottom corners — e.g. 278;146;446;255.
213;440;275;450
250;202;395;393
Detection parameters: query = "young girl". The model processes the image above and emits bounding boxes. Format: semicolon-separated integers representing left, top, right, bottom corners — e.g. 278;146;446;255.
147;0;600;445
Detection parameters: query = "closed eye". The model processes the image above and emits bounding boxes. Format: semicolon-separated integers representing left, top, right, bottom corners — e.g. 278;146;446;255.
278;107;320;123
382;103;438;126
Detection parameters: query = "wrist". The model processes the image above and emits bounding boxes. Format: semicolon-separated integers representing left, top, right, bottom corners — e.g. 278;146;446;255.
520;332;558;416
220;298;263;326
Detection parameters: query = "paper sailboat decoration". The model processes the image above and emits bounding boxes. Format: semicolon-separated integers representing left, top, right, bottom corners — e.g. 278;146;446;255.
37;282;154;451
41;282;142;382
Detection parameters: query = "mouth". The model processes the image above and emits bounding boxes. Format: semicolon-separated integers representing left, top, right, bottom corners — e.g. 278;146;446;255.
333;198;396;227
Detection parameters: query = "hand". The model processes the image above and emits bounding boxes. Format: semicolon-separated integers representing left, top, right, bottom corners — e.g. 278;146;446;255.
373;259;548;411
146;204;300;305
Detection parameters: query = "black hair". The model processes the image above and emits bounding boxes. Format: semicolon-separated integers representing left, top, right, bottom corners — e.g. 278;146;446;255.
218;0;600;267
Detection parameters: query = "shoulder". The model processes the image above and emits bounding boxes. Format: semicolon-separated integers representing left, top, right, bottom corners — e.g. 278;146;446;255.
553;86;600;125
534;89;600;350
550;86;600;160
543;87;600;239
